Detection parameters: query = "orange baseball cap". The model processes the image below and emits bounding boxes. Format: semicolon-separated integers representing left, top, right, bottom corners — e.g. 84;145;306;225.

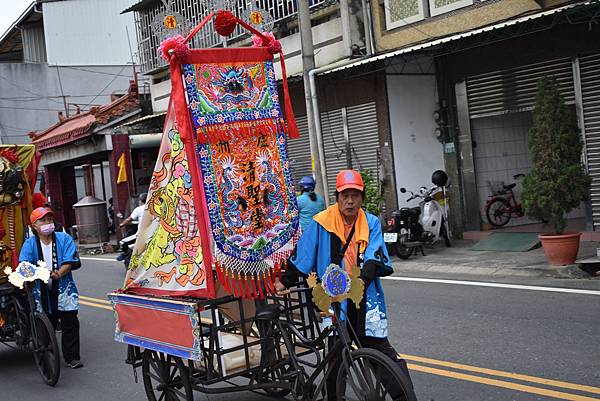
336;169;364;192
30;207;53;224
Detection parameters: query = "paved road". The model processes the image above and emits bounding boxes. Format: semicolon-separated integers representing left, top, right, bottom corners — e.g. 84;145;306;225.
1;256;599;401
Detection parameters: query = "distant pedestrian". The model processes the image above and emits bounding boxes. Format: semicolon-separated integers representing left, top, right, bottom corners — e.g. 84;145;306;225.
296;176;325;230
119;193;147;236
19;207;83;369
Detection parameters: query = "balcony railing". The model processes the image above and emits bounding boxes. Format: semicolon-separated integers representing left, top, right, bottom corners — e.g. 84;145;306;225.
135;0;334;74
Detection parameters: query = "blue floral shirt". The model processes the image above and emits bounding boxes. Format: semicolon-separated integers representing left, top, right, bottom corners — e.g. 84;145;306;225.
19;232;81;313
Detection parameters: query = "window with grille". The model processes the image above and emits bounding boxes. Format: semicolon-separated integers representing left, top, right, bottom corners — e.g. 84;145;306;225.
428;0;473;17
384;0;427;30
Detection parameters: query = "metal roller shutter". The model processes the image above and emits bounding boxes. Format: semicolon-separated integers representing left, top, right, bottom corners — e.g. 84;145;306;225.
466;57;575;119
286;114;312;186
347;102;380;178
580;52;600;228
284;102;381;198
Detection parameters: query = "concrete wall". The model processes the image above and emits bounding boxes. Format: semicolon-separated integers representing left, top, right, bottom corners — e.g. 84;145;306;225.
386;60;444;208
0;63;134;144
372;0;552;52
42;0;137;66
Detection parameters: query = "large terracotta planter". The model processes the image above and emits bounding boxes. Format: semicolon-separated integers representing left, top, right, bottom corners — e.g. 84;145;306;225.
539;232;581;266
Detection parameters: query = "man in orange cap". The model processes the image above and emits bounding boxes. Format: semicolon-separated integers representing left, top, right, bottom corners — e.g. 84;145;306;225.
277;169;414;399
20;207;83;369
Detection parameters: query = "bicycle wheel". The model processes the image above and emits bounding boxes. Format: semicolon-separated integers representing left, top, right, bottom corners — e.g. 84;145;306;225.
336;348;416;401
263;361;294;397
485;197;512;227
142;350;193;401
31;313;60;386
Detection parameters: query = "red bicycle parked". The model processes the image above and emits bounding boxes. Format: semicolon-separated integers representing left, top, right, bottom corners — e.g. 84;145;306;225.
485;174;525;227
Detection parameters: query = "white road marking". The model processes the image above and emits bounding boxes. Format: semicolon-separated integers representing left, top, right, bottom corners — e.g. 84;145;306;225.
382;276;600;296
80;256;119;262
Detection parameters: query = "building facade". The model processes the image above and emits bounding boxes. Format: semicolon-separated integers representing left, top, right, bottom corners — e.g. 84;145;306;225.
126;0;600;235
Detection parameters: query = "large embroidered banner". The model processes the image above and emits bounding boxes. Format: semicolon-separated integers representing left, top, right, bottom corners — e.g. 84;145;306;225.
182;49;300;298
123;10;301;299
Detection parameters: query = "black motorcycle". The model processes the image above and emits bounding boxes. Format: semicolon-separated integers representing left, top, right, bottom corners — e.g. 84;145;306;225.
385;199;432;259
385;170;450;259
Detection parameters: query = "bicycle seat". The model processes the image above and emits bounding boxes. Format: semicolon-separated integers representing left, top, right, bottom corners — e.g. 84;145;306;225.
0;283;16;297
503;183;516;191
256;304;283;321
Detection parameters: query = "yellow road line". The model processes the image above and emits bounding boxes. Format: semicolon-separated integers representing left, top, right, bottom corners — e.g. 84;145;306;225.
78;295;600;400
408;363;600;401
79;299;113;311
401;353;600;395
79;295;111;305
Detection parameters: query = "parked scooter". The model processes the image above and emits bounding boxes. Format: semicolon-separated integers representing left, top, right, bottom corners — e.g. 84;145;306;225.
385;170;451;259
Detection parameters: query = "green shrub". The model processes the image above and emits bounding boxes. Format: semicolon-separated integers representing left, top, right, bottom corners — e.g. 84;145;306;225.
521;77;591;234
360;169;384;216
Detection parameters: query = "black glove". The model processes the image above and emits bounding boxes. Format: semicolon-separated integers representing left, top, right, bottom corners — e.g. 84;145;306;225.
359;260;377;287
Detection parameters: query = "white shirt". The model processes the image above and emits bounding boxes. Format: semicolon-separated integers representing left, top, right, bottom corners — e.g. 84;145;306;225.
130;205;145;224
40;240;54;286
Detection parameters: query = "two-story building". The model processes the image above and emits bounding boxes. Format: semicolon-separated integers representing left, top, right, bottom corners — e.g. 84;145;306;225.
125;0;600;236
316;0;600;236
0;0;148;228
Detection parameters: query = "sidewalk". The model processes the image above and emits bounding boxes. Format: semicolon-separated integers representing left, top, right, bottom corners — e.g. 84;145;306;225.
392;239;600;279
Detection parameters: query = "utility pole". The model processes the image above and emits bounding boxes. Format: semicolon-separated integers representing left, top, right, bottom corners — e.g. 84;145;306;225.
298;0;327;202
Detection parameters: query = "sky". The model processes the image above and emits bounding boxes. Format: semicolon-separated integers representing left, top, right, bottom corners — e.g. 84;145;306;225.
0;0;35;38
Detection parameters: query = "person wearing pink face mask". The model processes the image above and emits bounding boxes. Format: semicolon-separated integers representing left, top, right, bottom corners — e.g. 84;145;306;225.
19;207;83;369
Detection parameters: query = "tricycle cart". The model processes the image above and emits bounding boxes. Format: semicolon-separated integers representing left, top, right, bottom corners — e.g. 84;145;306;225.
111;8;416;401
110;288;415;400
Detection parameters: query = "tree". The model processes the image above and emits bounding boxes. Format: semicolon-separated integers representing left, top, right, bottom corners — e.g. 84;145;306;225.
521;77;591;234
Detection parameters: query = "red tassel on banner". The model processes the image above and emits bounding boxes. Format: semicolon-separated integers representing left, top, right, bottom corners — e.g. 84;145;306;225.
278;50;299;139
249;275;256;298
257;273;265;298
216;263;225;290
230;271;238;298
266;270;274;294
243;274;251;299
239;273;246;299
238;273;246;298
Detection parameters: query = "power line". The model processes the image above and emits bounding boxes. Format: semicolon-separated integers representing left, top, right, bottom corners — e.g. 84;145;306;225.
0;105;70;112
58;65;135;78
0;73;64;105
0;93;128;101
82;64;129;109
0;123;37;132
55;65;68;116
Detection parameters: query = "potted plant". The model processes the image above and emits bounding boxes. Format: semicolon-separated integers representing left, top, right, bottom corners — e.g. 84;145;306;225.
521;77;591;266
